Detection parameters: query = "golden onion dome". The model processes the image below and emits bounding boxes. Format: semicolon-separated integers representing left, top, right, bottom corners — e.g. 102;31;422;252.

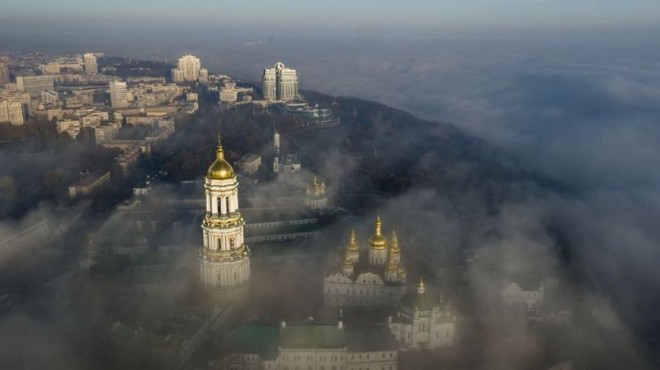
343;254;354;268
368;216;387;250
390;229;401;255
207;139;235;180
387;259;398;272
347;230;359;252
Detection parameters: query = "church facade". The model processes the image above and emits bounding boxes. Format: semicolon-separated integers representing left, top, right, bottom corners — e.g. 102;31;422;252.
388;279;456;349
199;137;251;301
323;217;407;308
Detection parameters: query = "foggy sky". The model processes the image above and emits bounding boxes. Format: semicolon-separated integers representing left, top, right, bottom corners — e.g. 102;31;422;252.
2;0;660;31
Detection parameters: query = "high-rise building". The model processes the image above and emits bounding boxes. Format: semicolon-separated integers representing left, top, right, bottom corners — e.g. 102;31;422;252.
16;75;55;97
262;67;277;101
262;62;299;102
83;53;98;75
276;63;298;101
171;68;184;83
199;137;251;301
0;62;10;85
109;80;128;108
199;68;209;82
0;100;25;125
175;55;201;82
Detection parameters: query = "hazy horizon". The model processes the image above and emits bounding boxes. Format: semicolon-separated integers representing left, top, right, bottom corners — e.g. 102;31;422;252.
2;3;660;369
3;0;660;30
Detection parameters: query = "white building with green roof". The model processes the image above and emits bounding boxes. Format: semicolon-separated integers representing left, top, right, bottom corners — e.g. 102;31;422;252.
218;321;398;370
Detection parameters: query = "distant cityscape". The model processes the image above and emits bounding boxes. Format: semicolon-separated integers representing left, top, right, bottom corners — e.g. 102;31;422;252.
0;50;626;370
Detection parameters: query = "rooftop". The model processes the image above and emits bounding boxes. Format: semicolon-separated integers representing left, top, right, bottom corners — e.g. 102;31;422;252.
345;326;398;352
225;325;279;359
280;324;345;349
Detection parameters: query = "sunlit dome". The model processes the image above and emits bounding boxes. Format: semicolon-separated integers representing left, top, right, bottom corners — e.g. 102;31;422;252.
207;139;235;180
368;216;388;250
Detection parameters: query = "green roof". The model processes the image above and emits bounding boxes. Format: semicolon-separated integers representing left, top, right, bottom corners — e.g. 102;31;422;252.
345;326;398;352
226;325;279;359
280;325;345;349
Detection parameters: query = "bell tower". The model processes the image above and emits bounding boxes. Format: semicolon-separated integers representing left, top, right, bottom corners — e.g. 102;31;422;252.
199;136;251;300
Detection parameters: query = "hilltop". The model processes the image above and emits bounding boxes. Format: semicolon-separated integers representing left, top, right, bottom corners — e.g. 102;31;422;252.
153;90;562;217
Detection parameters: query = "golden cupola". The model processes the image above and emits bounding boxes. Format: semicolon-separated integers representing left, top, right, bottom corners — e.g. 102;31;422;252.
368;216;388;250
346;229;360;264
390;230;400;255
207;137;235;180
342;253;354;275
348;230;359;252
387;230;400;272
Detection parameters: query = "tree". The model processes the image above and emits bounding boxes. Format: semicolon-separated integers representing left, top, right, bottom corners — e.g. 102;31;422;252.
0;176;17;216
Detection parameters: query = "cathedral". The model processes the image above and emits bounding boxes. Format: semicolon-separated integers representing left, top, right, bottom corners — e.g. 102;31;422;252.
199;137;251;301
323;217;407;307
388;278;456;349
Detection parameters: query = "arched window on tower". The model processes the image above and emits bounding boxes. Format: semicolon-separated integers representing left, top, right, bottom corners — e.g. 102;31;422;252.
216;197;222;215
229;237;235;249
226;197;231;214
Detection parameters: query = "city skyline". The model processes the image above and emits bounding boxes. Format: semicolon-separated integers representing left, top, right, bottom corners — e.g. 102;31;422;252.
1;2;660;369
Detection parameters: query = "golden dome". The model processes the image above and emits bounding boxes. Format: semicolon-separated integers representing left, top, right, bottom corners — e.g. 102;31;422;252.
347;230;359;252
368;216;387;250
343;254;354;268
390;229;400;255
387;259;398;272
207;139;235;180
